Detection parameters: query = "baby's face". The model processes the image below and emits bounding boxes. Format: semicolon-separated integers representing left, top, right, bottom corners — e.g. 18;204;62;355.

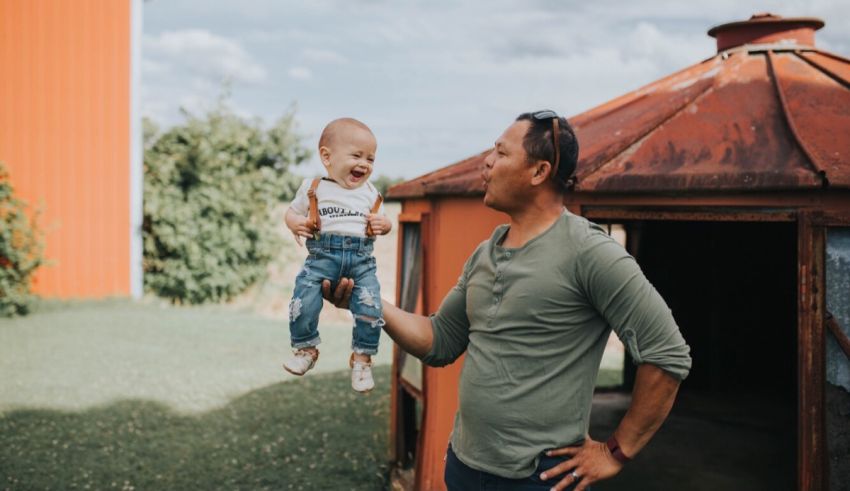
320;126;377;190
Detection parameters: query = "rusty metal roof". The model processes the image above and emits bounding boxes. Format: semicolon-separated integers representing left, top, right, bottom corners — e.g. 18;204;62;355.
388;14;850;199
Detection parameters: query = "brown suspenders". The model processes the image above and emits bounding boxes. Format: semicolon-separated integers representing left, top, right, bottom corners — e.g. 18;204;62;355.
364;193;384;237
306;178;384;237
306;178;322;233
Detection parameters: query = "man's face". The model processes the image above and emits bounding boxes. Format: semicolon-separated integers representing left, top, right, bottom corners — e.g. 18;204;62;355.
481;120;535;212
320;126;377;190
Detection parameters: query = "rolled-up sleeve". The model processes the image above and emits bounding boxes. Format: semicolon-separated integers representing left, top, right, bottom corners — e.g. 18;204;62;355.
577;233;692;380
421;259;473;367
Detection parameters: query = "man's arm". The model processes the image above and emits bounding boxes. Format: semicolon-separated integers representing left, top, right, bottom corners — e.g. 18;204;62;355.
381;299;433;358
542;232;691;491
322;268;471;366
543;364;680;491
323;239;479;363
613;364;680;457
321;279;434;358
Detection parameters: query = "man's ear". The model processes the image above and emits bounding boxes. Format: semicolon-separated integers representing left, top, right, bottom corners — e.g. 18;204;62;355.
319;146;333;168
530;160;553;186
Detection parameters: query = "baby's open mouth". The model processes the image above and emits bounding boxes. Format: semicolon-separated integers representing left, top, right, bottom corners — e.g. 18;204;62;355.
351;170;365;179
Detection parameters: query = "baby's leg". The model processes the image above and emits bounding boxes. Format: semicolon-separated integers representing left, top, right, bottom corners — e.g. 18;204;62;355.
284;252;341;376
288;267;325;351
349;263;383;358
346;250;382;392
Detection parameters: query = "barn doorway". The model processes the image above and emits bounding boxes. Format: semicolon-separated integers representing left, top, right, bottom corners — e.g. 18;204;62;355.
591;219;798;490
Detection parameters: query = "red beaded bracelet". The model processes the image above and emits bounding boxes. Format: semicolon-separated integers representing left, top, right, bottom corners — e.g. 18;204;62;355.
606;435;632;465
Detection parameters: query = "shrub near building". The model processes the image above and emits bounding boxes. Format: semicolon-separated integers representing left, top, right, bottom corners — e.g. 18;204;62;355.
0;162;43;316
143;106;310;304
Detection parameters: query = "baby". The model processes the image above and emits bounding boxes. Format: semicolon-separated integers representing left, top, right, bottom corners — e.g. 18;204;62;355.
283;118;392;392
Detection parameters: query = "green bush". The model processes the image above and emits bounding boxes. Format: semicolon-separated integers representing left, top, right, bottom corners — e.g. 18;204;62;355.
143;104;310;304
371;174;405;196
0;162;44;316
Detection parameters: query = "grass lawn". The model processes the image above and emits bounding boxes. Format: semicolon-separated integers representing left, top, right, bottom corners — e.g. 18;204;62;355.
0;300;392;490
1;368;390;491
0;297;622;490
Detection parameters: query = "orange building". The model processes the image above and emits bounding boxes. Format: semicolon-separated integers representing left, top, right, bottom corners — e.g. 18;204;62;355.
387;14;850;491
0;0;143;298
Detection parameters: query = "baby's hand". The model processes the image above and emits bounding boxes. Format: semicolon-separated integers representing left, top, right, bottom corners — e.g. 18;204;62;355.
368;214;392;235
288;215;314;246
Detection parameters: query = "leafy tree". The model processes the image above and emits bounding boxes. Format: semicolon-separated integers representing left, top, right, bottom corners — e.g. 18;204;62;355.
143;104;310;303
371;174;405;196
0;162;44;316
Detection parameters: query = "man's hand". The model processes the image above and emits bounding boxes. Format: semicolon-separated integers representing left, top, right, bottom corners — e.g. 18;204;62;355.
539;437;622;491
321;278;354;310
287;214;314;246
367;214;392;235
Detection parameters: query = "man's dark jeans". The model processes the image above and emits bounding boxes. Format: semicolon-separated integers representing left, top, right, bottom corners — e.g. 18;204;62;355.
445;444;585;491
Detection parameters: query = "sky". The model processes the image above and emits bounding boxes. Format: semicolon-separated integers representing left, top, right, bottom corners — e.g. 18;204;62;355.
142;0;850;179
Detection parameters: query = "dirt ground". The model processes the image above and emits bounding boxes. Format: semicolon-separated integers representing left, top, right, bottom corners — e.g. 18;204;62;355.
591;391;796;490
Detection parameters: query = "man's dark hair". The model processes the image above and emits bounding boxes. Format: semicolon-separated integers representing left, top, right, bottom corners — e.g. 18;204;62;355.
516;112;579;191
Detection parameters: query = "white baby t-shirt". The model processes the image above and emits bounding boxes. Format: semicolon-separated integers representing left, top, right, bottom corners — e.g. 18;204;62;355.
289;178;384;238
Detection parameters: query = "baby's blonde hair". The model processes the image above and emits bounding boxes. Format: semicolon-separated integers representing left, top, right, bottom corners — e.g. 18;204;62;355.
318;118;374;149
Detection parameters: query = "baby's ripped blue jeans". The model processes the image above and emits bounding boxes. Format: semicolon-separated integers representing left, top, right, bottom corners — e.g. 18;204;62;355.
288;233;383;355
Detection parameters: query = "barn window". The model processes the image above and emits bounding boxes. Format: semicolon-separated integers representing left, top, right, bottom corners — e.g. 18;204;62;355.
394;219;425;474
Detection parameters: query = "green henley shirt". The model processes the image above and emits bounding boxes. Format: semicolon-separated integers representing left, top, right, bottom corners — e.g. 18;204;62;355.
422;210;691;479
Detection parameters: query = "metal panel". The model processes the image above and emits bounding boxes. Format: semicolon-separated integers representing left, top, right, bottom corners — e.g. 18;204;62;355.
387;151;487;199
775;52;850;188
582;51;820;191
0;0;132;297
573;58;719;184
825;228;850;490
799;51;850;87
826;229;850;390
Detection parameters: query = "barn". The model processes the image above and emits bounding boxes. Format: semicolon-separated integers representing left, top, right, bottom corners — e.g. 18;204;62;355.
386;14;850;491
0;0;143;298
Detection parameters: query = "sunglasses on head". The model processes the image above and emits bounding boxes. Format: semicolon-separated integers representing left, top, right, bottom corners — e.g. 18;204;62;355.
531;110;561;181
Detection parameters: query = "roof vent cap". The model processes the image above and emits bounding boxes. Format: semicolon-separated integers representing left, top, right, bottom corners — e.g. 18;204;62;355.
707;13;824;53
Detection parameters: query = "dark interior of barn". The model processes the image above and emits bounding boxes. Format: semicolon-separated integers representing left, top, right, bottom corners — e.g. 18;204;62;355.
590;220;798;491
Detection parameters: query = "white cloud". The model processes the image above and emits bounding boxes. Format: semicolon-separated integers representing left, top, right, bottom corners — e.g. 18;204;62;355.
243;27;315;44
141;0;850;178
301;48;348;64
144;29;267;83
622;22;709;72
288;67;313;80
142;28;270;126
141;59;168;75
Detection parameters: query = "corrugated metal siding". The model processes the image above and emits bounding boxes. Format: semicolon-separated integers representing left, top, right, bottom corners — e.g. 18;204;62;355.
0;0;131;297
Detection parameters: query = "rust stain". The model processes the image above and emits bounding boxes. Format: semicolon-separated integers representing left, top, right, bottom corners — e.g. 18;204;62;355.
389;38;849;198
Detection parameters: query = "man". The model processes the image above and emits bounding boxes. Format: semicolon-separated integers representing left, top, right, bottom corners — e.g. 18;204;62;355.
323;111;692;491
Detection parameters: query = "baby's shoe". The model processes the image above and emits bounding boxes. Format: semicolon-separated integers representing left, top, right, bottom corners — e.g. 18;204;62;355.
283;348;319;376
350;353;375;393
